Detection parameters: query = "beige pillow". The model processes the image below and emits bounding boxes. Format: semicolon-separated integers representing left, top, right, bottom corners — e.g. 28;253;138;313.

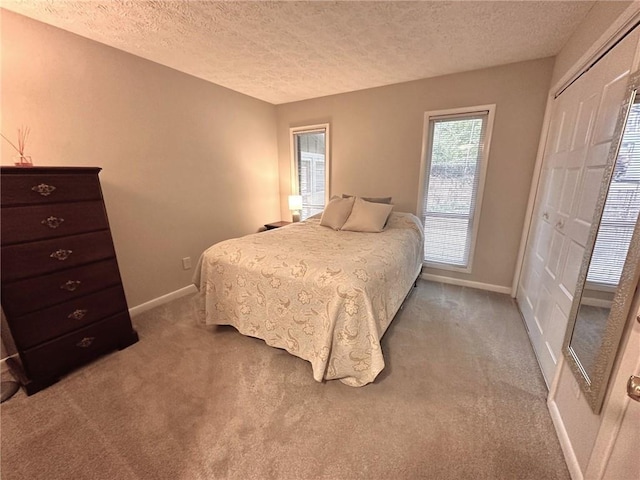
320;196;355;230
341;197;393;232
342;194;392;204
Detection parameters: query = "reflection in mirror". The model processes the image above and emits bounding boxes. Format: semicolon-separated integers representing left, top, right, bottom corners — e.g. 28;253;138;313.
564;73;640;414
570;98;640;381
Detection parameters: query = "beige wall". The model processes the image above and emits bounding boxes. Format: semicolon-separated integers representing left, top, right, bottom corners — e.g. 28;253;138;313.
551;1;634;89
0;10;280;308
276;58;554;289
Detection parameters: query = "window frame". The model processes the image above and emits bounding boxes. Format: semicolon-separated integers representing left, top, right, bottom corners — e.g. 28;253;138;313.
416;105;496;273
290;123;331;219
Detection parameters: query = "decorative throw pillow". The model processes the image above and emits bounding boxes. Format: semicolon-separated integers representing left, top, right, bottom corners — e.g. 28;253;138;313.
342;194;392;204
341;197;393;232
320;196;355;230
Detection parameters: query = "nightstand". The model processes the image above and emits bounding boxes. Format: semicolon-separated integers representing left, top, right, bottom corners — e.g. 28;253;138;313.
264;221;291;230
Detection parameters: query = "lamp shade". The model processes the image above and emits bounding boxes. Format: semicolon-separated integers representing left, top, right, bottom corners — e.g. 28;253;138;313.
288;195;303;211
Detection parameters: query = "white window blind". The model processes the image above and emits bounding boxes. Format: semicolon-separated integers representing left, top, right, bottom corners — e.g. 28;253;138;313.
420;111;490;270
586;102;640;286
292;126;329;220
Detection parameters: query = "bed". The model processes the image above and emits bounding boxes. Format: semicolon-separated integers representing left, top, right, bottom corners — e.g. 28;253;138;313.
193;210;423;386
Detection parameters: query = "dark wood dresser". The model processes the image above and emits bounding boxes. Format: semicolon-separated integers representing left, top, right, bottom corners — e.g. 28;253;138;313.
1;166;138;395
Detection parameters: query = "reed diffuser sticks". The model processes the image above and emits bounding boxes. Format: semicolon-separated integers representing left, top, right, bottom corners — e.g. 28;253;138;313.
1;126;33;166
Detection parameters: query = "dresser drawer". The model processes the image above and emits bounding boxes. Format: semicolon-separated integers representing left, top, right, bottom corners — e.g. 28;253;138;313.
1;201;109;245
0;167;138;395
2;259;123;317
21;312;133;379
1;173;102;206
1;230;116;282
9;286;128;350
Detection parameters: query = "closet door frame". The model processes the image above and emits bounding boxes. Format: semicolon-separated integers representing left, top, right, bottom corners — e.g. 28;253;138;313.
513;10;640;392
512;12;640;301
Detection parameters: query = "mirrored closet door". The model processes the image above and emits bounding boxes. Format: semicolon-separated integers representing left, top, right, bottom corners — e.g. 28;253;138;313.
563;71;640;413
517;28;640;386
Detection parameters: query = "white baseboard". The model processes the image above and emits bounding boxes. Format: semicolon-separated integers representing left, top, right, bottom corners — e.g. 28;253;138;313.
0;286;198;364
548;399;584;480
580;297;612;309
129;284;198;318
420;273;512;295
0;357;9;373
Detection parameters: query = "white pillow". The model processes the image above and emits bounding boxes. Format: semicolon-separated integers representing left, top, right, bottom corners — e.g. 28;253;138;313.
341;197;393;233
320;196;355;230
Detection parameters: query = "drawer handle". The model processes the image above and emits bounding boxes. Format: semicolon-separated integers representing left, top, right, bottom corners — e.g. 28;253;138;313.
31;183;57;197
542;212;549;220
556;219;565;229
41;216;65;229
50;249;72;261
60;280;82;292
76;337;95;348
68;309;88;320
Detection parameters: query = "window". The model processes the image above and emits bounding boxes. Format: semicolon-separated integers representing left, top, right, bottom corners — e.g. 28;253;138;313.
586;102;640;287
291;124;330;220
417;106;495;272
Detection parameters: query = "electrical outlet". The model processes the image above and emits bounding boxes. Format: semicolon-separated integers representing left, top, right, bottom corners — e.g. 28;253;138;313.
182;257;192;270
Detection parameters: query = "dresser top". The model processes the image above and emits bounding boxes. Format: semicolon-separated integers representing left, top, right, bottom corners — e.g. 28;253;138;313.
1;166;102;175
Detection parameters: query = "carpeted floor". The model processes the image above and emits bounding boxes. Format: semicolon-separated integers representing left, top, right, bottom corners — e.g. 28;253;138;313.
0;280;570;479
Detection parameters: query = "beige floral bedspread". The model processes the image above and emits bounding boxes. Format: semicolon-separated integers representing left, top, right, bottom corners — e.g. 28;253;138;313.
193;212;423;386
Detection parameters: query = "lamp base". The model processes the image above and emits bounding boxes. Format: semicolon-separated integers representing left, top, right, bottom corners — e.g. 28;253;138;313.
291;212;301;222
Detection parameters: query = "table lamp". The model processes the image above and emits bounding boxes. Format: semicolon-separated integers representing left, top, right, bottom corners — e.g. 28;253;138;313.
288;195;302;222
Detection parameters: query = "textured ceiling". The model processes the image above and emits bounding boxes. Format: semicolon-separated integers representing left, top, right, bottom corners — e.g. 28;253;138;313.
2;1;595;104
